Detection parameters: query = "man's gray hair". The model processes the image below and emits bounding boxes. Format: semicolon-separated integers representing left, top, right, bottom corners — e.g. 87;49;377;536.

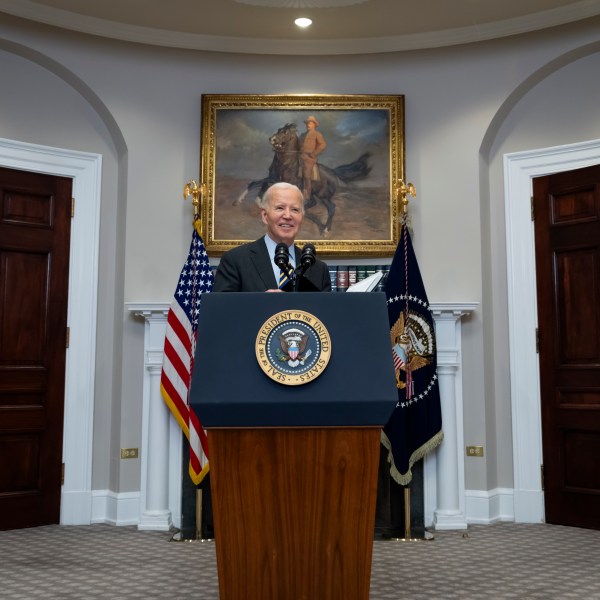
257;182;305;214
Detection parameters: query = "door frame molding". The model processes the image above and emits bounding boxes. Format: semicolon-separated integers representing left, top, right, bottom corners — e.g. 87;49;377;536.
0;137;101;525
504;138;600;522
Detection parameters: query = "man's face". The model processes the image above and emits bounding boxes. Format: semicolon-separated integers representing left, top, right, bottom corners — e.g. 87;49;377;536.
261;187;304;245
306;121;316;131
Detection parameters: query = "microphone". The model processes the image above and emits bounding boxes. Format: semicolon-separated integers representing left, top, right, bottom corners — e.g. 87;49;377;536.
274;243;289;270
295;244;317;291
293;244;318;292
300;243;316;270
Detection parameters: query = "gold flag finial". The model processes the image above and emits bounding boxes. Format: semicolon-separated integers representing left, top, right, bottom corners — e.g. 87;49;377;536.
183;179;205;227
394;179;416;218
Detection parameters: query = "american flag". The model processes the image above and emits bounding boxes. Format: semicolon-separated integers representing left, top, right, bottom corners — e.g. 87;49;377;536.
160;227;214;484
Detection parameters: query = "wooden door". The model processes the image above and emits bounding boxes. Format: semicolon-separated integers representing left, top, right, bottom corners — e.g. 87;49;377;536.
533;163;600;530
0;166;72;530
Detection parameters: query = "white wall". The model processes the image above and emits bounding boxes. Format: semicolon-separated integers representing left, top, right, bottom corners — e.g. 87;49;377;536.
1;12;599;498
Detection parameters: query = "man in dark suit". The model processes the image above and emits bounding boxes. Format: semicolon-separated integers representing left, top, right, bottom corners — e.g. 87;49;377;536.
214;182;331;292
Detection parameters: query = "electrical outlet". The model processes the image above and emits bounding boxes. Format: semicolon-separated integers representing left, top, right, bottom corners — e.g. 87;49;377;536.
466;445;484;457
121;448;139;459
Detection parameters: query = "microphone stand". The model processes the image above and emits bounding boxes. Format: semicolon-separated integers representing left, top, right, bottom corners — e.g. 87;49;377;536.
293;265;305;292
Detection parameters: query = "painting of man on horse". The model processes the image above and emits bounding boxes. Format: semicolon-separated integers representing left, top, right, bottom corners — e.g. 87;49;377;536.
213;107;392;242
235;121;372;236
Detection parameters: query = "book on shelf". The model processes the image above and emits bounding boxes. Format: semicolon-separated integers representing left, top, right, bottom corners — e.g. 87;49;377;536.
348;266;357;287
346;271;383;292
328;264;338;292
336;266;349;292
356;265;368;282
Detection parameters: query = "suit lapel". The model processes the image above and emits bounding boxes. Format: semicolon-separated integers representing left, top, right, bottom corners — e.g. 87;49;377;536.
249;238;278;289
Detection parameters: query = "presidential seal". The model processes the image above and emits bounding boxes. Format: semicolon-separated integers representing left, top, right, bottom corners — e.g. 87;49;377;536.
255;310;332;386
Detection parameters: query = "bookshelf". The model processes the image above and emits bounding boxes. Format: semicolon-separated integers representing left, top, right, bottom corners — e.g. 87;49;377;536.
209;261;392;292
326;263;390;292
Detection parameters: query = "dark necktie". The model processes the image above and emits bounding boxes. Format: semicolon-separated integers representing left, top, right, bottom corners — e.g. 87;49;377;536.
278;264;294;289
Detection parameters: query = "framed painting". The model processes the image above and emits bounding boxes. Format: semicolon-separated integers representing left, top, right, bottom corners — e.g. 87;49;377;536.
200;94;405;256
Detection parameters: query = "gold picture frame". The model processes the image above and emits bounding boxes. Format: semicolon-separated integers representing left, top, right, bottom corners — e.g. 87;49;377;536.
200;94;405;256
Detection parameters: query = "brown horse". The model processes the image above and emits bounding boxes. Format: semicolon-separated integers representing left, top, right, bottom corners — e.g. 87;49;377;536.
235;123;371;236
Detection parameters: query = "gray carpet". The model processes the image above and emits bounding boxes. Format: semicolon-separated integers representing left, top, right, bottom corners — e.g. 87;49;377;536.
0;522;599;599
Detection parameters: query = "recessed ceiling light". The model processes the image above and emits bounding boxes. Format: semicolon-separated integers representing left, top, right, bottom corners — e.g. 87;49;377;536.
295;17;312;27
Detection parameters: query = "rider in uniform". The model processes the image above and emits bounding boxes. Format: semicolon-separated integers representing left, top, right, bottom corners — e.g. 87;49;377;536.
299;116;327;201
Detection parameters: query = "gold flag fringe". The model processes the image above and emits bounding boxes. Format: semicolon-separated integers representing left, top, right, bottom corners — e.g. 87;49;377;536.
380;429;444;486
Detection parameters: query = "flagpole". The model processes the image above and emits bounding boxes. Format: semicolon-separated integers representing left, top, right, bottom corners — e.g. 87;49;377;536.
404;487;412;539
184;179;211;541
392;179;422;543
398;179;416;541
385;178;440;543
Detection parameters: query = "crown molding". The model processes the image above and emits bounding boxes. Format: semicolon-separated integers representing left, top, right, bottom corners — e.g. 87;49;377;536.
1;0;599;55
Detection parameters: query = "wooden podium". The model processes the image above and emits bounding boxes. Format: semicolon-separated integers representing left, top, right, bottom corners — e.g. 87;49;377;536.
191;293;397;600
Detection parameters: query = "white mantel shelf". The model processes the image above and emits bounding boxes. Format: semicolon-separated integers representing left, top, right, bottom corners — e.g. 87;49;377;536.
126;300;477;531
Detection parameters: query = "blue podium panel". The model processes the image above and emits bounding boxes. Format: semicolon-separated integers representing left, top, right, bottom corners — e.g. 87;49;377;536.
190;292;397;428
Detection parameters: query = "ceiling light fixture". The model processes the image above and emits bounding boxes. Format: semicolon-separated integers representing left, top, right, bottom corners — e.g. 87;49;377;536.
295;17;312;27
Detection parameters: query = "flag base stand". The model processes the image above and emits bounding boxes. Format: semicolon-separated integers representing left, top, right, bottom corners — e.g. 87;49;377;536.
382;530;435;542
195;488;202;540
380;488;435;542
375;451;430;541
178;440;215;541
169;530;215;543
167;487;214;544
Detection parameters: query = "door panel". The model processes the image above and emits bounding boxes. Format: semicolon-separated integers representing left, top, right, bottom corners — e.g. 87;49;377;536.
533;163;600;530
1;251;49;364
554;248;599;362
0;166;71;530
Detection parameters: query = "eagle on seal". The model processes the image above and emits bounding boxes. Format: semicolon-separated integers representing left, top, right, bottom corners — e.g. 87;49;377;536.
390;311;434;389
279;332;309;362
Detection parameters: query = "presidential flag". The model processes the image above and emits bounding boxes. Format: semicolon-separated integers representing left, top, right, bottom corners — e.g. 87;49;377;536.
382;223;443;485
160;226;214;484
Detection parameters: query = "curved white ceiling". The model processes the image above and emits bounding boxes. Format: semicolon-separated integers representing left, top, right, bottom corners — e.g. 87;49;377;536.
1;0;599;55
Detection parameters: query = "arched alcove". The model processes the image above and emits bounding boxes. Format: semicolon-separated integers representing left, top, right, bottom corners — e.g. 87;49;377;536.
0;39;129;523
478;42;600;521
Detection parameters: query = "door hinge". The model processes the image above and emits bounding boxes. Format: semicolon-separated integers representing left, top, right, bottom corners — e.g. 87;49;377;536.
531;196;535;221
535;328;539;353
66;327;70;348
61;463;65;486
540;464;544;490
71;197;75;218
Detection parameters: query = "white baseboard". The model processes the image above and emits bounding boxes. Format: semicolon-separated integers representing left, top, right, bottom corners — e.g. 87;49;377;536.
513;489;545;523
91;490;141;526
465;488;515;524
60;490;93;525
88;487;526;528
